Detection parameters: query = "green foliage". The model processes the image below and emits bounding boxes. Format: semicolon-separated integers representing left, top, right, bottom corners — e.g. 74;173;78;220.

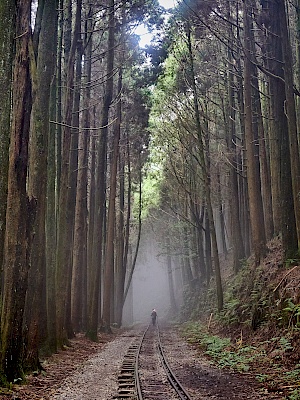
280;299;300;329
201;335;231;356
284;364;300;380
279;336;293;352
218;297;242;325
255;373;269;383
288;389;300;400
181;322;261;373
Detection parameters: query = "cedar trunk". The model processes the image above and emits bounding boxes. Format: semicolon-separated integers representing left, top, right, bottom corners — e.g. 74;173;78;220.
0;1;15;276
56;0;82;347
242;0;266;263
87;0;115;339
0;0;33;381
25;0;58;370
278;0;300;255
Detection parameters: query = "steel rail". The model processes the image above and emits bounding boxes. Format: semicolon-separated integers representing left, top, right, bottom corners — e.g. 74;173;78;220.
134;320;193;400
135;323;150;400
157;321;192;400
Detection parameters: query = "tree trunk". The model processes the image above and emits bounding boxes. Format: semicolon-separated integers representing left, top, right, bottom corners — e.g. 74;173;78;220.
0;0;33;381
102;79;121;329
186;22;223;310
165;234;177;313
216;168;227;256
0;1;15;283
87;0;115;340
242;0;266;264
114;73;126;328
225;0;245;274
122;158;143;306
253;75;273;241
119;133;132;314
56;0;64;192
71;4;93;332
46;72;58;353
24;0;58;371
278;0;300;255
55;0;82;347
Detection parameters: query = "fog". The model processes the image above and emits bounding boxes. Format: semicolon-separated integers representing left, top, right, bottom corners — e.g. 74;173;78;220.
122;225;182;326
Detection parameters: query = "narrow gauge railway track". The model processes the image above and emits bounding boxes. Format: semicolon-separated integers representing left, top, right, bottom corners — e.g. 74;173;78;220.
114;322;192;400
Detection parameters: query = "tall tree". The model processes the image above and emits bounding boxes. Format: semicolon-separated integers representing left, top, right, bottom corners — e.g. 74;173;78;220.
225;0;245;273
0;1;15;281
278;0;300;254
55;0;82;347
25;0;59;370
0;0;33;382
242;0;266;263
186;22;223;310
71;3;93;332
87;0;115;338
165;233;177;313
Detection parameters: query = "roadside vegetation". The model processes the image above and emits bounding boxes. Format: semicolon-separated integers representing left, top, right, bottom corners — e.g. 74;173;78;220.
179;237;300;399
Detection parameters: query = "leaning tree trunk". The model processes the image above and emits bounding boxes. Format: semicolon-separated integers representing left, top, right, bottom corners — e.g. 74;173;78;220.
0;0;34;382
122;157;143;307
0;1;15;283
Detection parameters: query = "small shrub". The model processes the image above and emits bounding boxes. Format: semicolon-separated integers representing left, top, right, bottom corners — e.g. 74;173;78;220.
181;322;260;372
255;373;269;383
288;389;300;400
279;336;293;352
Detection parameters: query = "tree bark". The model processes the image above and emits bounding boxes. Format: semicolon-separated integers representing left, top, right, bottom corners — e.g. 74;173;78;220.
278;0;300;255
102;71;122;329
0;0;15;283
0;0;33;381
186;21;223;310
87;0;115;339
55;0;82;347
165;234;177;313
242;0;266;264
225;1;245;273
71;4;93;332
24;0;58;371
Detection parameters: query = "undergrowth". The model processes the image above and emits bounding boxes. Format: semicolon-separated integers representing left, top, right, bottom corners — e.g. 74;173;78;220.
180;321;262;372
180;321;300;399
179;238;300;399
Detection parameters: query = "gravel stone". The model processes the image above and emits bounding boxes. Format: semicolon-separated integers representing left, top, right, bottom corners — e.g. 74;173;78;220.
52;332;136;400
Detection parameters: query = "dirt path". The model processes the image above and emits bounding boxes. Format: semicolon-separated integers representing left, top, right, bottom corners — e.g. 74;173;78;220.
0;327;286;399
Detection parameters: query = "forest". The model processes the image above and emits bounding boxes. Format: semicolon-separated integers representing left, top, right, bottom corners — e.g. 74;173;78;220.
0;0;300;390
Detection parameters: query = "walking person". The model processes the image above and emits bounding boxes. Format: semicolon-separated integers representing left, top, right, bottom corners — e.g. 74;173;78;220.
151;308;157;326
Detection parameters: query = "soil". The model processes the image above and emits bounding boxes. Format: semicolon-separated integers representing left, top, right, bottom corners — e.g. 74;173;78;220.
0;325;287;400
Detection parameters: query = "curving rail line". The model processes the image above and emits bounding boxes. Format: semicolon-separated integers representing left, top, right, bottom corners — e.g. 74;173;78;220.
115;321;193;400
